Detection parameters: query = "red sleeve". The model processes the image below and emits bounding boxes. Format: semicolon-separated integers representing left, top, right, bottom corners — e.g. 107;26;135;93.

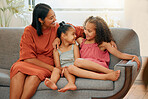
67;23;84;39
75;26;84;39
19;27;37;61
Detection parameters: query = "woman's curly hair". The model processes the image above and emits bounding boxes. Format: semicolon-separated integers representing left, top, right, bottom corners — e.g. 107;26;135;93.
83;16;114;45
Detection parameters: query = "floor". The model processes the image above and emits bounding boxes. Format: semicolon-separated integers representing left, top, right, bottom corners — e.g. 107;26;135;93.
124;57;148;99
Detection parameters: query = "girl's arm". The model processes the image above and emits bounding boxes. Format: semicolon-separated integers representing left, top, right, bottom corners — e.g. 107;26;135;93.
53;49;61;69
76;37;84;45
102;42;140;69
74;44;80;60
110;41;117;49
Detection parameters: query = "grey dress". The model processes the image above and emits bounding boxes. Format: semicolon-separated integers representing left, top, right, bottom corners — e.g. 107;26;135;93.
58;44;75;67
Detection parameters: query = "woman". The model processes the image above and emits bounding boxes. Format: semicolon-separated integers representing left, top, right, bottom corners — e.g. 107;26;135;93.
10;3;84;99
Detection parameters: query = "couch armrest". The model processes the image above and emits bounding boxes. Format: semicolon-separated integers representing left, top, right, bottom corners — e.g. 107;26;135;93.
92;56;142;99
108;56;142;99
116;56;142;84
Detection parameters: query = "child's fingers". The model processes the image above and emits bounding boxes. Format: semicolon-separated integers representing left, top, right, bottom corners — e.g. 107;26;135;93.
131;56;141;71
61;68;65;77
64;66;68;68
135;59;140;71
52;42;56;49
137;60;141;71
57;44;59;49
131;57;135;62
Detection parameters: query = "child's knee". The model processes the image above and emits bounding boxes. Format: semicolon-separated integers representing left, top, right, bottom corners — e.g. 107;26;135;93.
74;58;83;67
54;67;62;73
67;65;75;73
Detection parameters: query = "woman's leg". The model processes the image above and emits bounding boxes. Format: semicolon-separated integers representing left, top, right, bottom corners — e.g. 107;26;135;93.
58;67;77;92
10;72;26;99
20;75;41;99
74;58;113;74
44;67;61;90
68;65;120;81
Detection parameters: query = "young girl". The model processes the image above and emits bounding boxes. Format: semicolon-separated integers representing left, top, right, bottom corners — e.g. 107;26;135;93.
67;16;140;81
44;21;80;92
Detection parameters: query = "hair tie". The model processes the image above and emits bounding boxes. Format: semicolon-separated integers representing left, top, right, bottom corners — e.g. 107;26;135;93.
59;21;65;27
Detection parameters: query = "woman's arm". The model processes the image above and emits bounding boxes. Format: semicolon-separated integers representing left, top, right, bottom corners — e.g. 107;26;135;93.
52;37;60;49
24;58;54;71
102;42;140;69
74;44;80;60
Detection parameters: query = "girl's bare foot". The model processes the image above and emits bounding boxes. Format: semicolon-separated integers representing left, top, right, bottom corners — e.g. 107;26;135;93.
44;78;58;90
106;70;120;81
58;83;77;92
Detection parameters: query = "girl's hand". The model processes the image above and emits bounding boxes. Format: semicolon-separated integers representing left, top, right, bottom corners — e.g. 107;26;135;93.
52;37;60;49
132;55;141;71
61;66;68;77
56;67;62;70
110;41;117;49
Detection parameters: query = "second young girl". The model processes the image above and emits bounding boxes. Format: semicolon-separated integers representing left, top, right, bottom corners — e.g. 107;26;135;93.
44;21;80;92
67;16;140;81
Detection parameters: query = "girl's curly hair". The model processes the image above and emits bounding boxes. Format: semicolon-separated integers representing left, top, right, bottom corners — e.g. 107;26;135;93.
83;16;114;45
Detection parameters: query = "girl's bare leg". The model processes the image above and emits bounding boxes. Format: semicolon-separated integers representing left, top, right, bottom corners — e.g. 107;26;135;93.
44;67;61;90
10;72;26;99
68;65;120;81
21;75;41;99
74;58;113;74
58;68;77;92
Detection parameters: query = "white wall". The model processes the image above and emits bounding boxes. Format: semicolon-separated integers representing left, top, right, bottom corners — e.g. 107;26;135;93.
2;0;147;56
124;0;148;56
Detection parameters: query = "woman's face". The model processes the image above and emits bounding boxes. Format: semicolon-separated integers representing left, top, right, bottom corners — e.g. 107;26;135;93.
84;22;96;41
42;9;56;29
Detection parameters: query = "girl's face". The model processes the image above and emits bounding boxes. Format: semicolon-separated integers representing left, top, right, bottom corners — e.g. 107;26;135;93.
64;27;76;44
42;9;56;29
84;22;96;41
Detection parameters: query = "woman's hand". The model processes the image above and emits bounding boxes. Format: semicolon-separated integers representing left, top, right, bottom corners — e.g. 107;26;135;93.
110;41;117;49
131;55;141;71
52;37;60;49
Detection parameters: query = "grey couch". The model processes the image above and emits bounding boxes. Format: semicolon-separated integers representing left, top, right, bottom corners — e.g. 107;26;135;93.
0;27;142;99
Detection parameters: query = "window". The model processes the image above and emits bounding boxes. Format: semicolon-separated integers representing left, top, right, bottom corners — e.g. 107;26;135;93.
27;0;124;27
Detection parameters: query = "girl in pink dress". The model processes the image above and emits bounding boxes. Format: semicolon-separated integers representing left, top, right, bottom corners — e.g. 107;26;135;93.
67;16;140;81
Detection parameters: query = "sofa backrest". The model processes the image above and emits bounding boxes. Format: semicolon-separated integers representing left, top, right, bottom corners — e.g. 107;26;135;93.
0;27;24;69
0;27;140;70
109;28;140;69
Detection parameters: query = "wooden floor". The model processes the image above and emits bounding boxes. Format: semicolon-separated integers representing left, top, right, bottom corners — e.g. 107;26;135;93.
124;57;148;99
124;82;148;99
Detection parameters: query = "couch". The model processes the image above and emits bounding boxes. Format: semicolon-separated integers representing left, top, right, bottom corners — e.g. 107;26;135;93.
0;27;142;99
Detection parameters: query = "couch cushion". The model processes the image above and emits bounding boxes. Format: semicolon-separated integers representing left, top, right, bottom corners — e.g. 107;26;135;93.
38;78;114;91
0;69;114;90
0;68;10;86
